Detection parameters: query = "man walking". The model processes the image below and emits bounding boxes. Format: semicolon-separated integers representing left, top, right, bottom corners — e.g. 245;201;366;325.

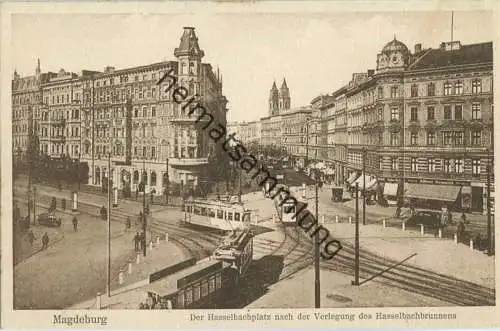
72;216;78;232
126;217;131;232
134;232;140;252
27;229;35;247
42;232;49;250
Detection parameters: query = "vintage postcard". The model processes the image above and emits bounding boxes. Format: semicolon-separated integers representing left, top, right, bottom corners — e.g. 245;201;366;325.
1;0;499;329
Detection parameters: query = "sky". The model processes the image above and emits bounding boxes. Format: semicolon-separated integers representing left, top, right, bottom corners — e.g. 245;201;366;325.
12;10;494;123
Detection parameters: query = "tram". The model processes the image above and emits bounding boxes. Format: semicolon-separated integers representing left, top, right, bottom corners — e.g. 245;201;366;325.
183;198;252;231
142;259;238;309
212;228;253;279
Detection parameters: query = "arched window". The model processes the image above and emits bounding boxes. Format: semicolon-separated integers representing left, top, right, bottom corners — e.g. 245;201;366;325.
133;170;139;184
151;172;157;186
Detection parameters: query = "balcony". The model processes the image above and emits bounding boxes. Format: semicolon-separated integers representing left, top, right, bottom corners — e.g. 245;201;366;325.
51;118;66;127
52;136;66;143
169;157;209;166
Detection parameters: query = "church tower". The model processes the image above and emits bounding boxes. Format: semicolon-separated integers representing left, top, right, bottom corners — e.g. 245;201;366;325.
269;81;279;116
278;78;290;111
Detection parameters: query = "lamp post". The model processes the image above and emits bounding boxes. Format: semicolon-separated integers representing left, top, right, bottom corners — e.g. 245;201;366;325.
165;142;170;205
362;147;366;225
314;177;320;308
33;186;37;225
142;156;147;257
106;152;111;297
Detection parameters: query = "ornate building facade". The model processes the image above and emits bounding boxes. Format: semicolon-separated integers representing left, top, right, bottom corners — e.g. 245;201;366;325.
12;27;228;195
326;38;493;212
227;120;261;145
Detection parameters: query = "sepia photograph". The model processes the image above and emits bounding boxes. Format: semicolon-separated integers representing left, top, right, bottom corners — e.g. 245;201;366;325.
1;1;499;329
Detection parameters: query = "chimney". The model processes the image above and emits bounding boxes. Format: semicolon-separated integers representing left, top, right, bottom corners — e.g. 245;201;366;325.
414;43;422;54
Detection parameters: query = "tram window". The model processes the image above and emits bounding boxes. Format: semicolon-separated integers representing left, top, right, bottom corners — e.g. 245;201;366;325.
177;291;185;308
234;212;240;222
209;276;216;293
201;281;209;298
242;212;250;223
201;207;207;216
208;208;215;217
185;288;193;306
193;207;200;215
216;273;222;290
227;212;233;221
217;210;223;219
193;284;201;301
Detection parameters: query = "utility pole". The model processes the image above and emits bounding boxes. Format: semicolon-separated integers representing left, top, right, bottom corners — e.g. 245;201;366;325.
352;182;360;286
486;162;492;255
142;157;147;257
305;121;309;167
33;186;37;225
314;180;320;308
238;166;242;203
362;148;366;225
107;152;111;297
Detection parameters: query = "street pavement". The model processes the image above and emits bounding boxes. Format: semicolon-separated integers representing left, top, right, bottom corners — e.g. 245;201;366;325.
13;205;147;309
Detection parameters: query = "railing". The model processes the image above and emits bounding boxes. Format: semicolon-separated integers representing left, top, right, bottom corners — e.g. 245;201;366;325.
169;157;209;166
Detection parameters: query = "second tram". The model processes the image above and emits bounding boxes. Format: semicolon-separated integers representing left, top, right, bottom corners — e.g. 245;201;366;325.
183;198;252;231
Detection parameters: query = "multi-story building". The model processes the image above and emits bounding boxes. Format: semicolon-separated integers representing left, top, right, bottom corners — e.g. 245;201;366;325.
13;27;228;195
227;120;261;145
327;38;493;212
12;60;44;161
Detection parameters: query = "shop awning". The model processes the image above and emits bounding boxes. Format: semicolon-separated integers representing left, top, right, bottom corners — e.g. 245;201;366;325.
365;178;378;191
383;183;399;196
404;183;461;202
351;174;371;188
346;172;359;184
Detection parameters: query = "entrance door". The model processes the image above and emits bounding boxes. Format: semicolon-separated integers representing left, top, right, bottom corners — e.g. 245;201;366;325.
471;186;483;212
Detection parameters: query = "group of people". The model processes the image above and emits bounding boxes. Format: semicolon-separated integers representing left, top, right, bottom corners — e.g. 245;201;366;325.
25;229;50;250
133;231;147;252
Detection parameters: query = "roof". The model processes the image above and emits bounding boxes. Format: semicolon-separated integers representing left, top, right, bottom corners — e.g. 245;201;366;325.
174;27;205;58
410;42;493;70
404;183;462;202
145;259;222;296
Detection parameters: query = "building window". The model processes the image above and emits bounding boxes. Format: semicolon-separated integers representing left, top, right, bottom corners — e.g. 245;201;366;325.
472;130;482;145
377;87;384;99
151;106;156;117
454;105;463;120
411;157;418;172
428;158;437;172
410;84;418;97
427;106;435;120
472;102;481;119
453;131;464;145
134;108;138;117
151;147;156;159
390;133;399;146
426;131;435;145
443;131;452;145
455;159;464;173
390;86;398;99
390;107;399;120
472;79;482;94
143;107;147;117
410;132;418;145
444;82;452;96
391;157;398;170
142;146;146;158
472;159;481;175
443;158;451;173
410;107;418;121
454;81;463;95
443;105;452;120
427;82;435;96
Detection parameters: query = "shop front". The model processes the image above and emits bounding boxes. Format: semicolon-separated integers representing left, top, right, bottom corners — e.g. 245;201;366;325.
403;183;462;211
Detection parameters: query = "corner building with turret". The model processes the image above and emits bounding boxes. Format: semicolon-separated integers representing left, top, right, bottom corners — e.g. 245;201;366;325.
12;27;228;195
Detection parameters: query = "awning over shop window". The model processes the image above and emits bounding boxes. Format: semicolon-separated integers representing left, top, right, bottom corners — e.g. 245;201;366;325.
346;172;359;184
383;183;399;196
404;183;461;202
365;178;378;191
351;173;371;188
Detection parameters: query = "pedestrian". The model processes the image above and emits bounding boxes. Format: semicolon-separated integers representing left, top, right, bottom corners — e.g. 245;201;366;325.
27;229;35;247
140;232;146;251
135;189;139;200
461;212;468;224
457;220;466;243
72;216;78;231
126;217;131;231
134;232;140;251
42;232;49;250
447;209;453;225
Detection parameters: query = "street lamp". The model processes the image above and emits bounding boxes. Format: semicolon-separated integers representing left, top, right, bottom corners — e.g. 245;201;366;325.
165;142;170;205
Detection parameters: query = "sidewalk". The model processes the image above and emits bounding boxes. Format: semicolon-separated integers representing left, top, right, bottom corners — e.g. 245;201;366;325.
69;240;186;309
322;222;495;289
